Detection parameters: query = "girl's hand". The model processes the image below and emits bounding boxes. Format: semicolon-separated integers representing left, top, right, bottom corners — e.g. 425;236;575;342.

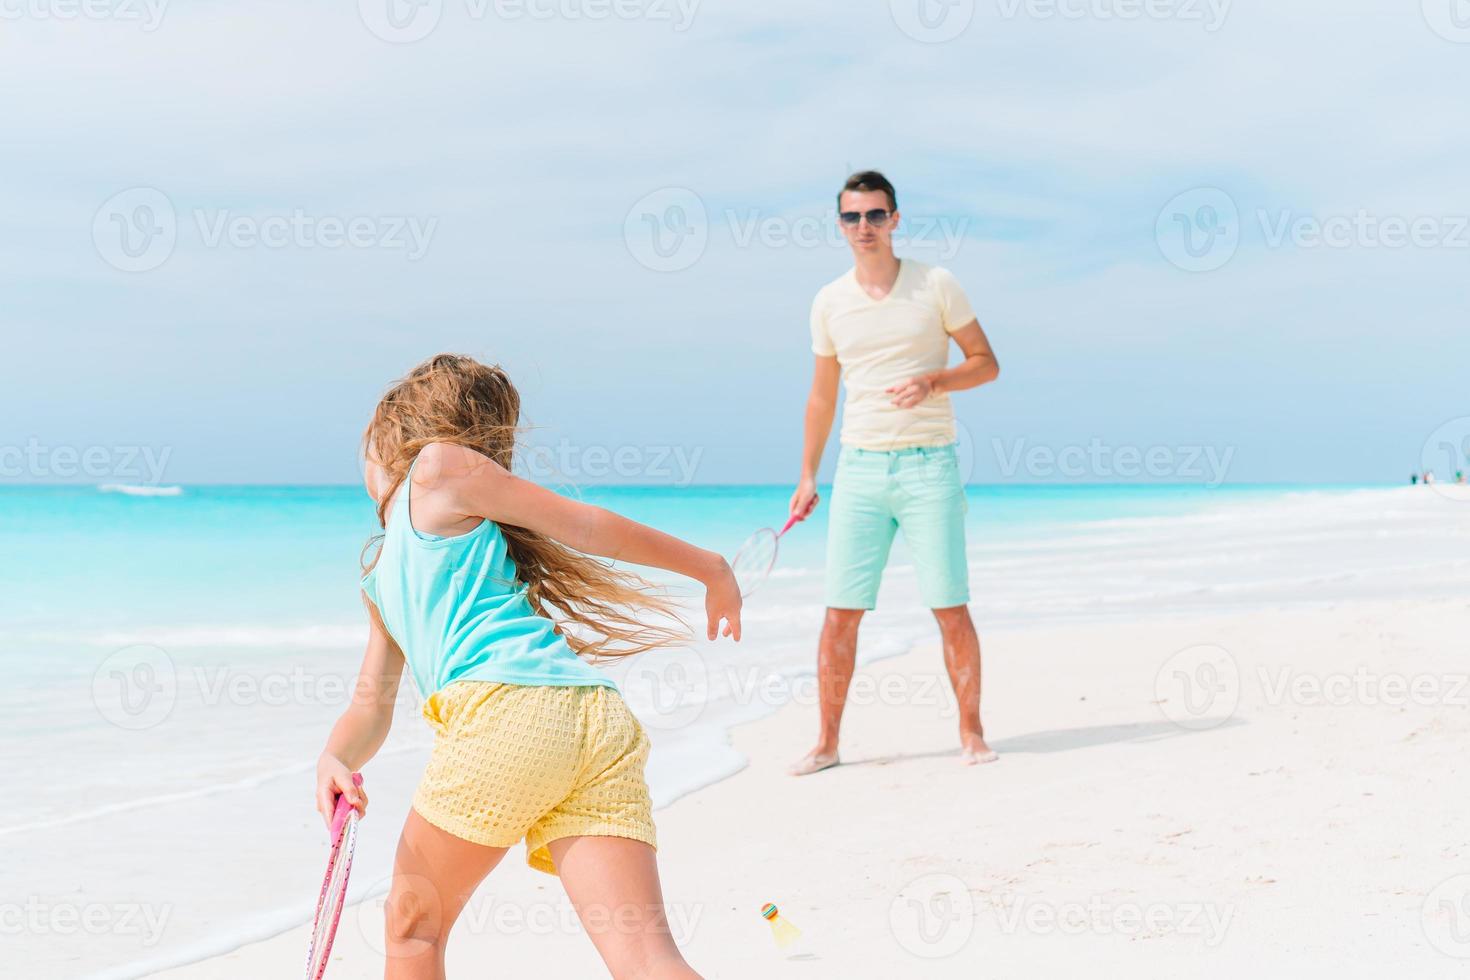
315;754;366;829
702;557;742;642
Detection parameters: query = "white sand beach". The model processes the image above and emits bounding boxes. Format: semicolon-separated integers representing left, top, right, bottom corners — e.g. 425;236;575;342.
153;592;1470;978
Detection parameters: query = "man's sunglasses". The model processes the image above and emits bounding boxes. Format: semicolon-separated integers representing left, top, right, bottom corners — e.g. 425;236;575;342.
839;208;893;228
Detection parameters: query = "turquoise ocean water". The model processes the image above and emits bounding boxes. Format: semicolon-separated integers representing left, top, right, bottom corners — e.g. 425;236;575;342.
2;482;1314;641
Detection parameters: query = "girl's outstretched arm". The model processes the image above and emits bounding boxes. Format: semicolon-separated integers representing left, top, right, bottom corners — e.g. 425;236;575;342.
412;442;741;641
314;602;406;827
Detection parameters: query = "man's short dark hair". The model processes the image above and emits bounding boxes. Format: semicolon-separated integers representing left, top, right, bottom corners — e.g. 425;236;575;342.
838;170;897;212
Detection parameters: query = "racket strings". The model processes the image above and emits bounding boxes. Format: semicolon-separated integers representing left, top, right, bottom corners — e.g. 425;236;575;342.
732;528;780;597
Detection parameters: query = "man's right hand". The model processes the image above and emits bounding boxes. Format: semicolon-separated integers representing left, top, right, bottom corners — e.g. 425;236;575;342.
789;477;820;522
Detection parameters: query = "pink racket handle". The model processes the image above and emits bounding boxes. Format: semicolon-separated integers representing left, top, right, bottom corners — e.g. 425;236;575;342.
782;487;817;531
779;494;818;537
329;773;364;842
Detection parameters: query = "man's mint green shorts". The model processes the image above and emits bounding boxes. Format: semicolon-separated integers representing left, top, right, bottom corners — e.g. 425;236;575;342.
824;443;970;610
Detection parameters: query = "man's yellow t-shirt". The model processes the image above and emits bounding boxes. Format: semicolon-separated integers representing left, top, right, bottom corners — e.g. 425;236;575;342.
809;259;976;451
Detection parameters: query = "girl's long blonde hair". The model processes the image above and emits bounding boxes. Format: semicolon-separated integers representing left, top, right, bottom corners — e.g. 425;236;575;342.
361;353;688;661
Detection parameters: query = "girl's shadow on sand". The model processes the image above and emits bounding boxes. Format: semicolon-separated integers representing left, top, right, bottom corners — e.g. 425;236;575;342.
843;717;1245;767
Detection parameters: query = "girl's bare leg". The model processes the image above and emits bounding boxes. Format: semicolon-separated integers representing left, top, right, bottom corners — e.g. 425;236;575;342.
547;836;702;979
384;809;509;980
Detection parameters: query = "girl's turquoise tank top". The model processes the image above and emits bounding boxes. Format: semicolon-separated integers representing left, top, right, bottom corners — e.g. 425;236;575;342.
360;458;615;698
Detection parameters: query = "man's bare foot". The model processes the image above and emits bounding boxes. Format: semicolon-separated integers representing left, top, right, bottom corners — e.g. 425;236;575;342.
788;748;840;776
960;733;998;766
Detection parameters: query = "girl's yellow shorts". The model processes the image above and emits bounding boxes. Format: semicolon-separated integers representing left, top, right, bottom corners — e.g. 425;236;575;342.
411;680;656;876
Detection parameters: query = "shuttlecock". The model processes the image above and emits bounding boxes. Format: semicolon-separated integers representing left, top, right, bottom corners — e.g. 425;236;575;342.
759;903;802;950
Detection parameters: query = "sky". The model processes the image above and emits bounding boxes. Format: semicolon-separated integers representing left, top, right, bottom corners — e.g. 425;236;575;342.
2;0;1467;486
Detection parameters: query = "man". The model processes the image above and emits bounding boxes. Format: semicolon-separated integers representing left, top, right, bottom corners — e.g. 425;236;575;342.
789;170;999;775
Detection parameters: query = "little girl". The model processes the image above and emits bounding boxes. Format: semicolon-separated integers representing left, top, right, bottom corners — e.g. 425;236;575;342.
315;354;741;979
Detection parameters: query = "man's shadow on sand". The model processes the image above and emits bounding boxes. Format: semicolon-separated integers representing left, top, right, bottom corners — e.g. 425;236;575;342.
841;716;1246;768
